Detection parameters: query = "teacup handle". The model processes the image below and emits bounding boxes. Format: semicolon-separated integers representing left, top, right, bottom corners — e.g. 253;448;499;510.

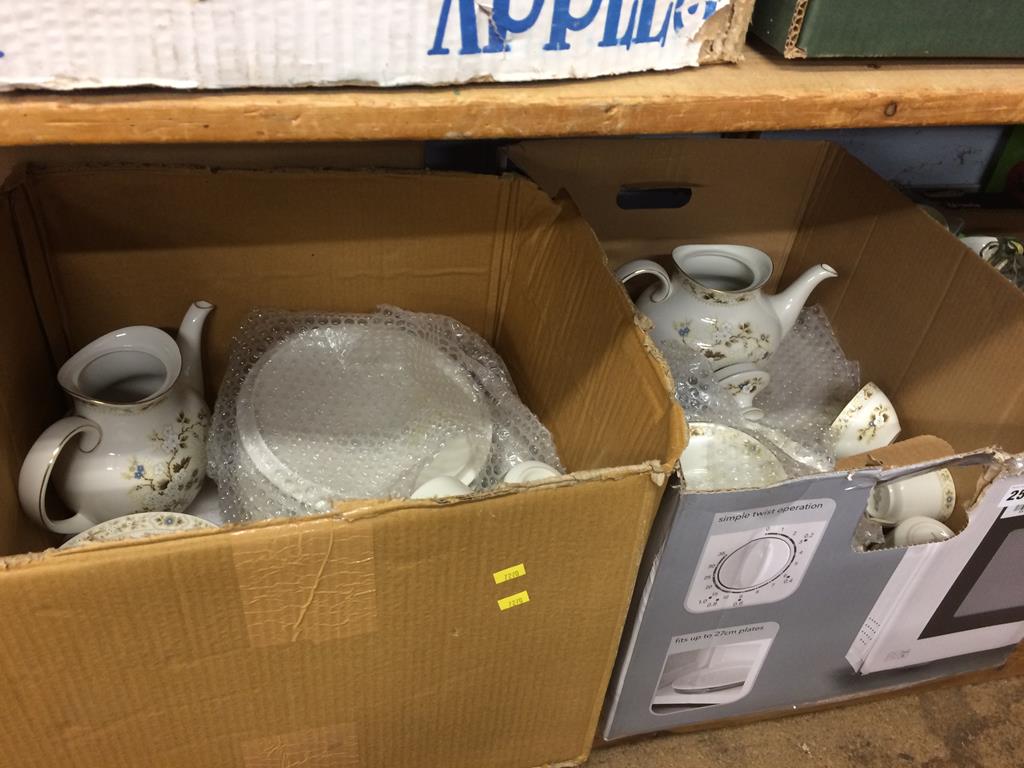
18;417;102;536
615;259;673;303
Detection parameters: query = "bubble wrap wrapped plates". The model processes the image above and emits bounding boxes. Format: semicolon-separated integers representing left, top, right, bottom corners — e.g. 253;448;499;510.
660;305;861;489
208;307;563;522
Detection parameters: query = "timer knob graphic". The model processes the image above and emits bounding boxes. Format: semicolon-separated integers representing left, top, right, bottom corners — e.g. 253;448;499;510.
714;534;796;592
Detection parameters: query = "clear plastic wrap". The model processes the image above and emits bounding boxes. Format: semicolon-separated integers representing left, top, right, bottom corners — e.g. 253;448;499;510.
660;305;862;489
756;305;861;471
207;307;562;522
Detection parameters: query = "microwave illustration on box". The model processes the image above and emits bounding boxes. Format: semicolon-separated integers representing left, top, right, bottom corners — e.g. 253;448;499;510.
848;468;1024;674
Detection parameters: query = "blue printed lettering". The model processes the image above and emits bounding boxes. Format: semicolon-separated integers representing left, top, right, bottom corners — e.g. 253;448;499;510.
428;0;483;55
428;0;718;57
483;0;546;53
544;0;603;51
634;0;672;45
599;0;626;47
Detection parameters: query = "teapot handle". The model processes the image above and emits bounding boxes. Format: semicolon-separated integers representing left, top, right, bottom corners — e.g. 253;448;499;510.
18;417;102;536
615;259;673;303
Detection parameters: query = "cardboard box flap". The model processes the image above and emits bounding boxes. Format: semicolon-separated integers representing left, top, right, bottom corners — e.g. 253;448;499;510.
835;435;956;472
20;167;513;382
0;198;64;556
0;473;665;767
789;148;1024;455
506;138;831;291
500;187;686;471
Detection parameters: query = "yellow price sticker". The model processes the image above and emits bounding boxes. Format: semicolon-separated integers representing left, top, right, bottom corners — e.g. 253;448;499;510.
492;563;526;584
497;590;530;611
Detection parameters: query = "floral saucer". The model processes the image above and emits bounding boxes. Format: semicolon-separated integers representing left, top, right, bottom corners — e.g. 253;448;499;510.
60;512;217;550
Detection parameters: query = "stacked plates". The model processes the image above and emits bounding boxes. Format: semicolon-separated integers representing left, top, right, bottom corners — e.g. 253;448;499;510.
233;324;494;514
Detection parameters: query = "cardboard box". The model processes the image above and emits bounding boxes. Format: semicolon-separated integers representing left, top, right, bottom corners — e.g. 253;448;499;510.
751;0;1024;59
0;0;752;91
508;137;1024;740
0;165;685;767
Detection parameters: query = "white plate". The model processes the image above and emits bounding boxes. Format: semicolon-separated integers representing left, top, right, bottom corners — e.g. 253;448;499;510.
681;422;788;491
672;665;750;693
61;512;216;549
237;323;493;504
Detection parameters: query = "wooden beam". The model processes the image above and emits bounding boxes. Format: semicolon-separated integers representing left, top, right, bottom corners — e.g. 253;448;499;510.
2;47;1023;146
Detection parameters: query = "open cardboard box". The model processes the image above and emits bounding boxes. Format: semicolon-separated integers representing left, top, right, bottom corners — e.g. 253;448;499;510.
508;137;1024;739
0;165;685;767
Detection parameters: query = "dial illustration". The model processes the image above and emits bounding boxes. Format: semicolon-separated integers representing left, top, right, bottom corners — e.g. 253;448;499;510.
713;534;796;592
683;501;835;614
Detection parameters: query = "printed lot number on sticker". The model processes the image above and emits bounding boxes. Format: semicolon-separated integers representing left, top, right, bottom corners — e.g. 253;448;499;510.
1001;486;1024;518
493;563;526;584
498;591;530;611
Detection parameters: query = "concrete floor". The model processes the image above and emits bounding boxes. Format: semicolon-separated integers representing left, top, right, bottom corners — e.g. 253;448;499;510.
590;677;1024;767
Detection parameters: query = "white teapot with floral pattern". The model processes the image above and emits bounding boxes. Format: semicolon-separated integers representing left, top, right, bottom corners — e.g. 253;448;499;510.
618;246;837;420
617;245;837;371
19;302;214;535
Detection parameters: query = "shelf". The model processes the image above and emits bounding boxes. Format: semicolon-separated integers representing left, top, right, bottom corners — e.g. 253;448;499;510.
2;46;1024;145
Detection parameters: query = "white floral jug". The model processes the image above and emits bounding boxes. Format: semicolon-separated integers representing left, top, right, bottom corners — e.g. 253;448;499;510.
19;302;214;535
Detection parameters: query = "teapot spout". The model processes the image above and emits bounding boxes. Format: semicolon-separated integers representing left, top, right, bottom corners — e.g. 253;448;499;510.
177;301;214;397
768;264;838;338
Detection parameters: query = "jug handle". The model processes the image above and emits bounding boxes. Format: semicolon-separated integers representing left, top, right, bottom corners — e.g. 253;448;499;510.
18;417;102;536
615;260;673;303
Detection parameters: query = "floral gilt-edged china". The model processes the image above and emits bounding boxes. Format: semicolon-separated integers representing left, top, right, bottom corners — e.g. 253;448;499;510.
830;382;901;460
885;516;955;548
681;422;788;492
715;362;771;421
18;302;215;536
866;469;956;526
60;512;217;550
615;245;835;414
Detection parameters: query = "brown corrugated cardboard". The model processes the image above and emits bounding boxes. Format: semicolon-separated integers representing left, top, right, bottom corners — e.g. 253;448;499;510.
509;137;1024;740
509;138;1024;457
0;166;685;767
834;436;956;472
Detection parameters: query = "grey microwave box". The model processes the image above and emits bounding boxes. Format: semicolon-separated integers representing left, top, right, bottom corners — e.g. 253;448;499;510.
602;450;1024;740
507;136;1024;737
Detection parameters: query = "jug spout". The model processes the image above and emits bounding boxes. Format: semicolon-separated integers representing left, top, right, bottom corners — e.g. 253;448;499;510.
177;300;214;397
768;264;837;338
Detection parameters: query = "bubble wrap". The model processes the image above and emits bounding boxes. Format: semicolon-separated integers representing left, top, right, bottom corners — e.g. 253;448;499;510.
659;341;810;486
758;305;860;470
208;306;562;522
659;305;861;489
659;340;746;426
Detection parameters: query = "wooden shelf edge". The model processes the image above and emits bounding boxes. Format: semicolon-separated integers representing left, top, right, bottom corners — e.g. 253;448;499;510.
2;47;1023;145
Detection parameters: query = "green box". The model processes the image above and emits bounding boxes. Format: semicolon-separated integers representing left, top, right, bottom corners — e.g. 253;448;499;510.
752;0;1024;59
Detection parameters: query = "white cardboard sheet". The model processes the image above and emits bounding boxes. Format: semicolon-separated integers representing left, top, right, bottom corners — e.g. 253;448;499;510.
0;0;731;90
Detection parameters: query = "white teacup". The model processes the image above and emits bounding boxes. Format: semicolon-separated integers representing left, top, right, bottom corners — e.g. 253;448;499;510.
885;516;955;548
960;235;1000;258
831;382;901;459
410;476;473;499
502;461;562;484
866;469;956;526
